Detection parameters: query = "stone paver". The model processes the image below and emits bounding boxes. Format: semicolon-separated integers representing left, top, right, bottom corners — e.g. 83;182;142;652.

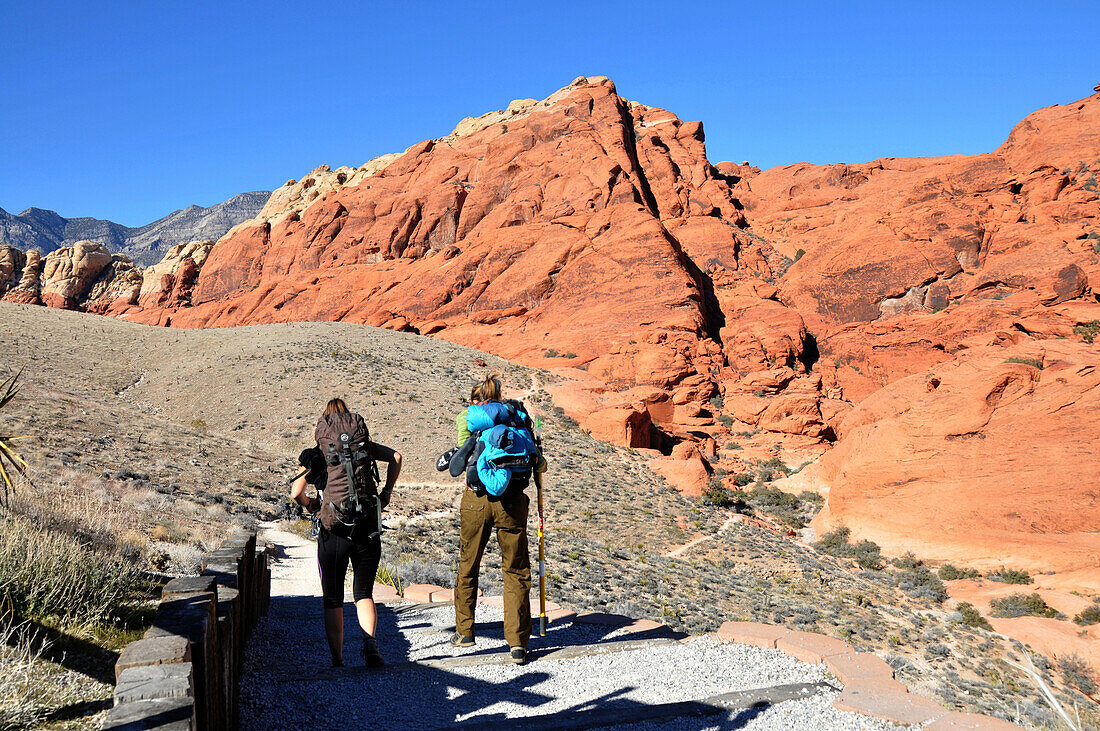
372;583;400;603
823;652;895;685
717;621;790;649
403;583;447;602
114;662;194;703
925;710;1021;729
834;685;946;726
775;630;853;665
101;697;195;731
114;636;192;682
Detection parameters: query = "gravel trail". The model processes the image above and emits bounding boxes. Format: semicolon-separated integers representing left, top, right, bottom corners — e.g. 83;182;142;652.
240;526;906;730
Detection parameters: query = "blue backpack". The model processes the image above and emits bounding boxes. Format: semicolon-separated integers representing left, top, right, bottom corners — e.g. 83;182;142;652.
463;401;538;496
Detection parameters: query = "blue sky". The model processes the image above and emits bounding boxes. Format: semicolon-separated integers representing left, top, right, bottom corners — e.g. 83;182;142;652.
1;1;1097;225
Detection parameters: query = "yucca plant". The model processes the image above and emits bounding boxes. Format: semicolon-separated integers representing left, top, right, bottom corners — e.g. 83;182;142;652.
0;369;30;506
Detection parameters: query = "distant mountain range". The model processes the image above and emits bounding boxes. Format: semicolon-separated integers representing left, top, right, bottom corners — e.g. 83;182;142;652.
0;191;270;266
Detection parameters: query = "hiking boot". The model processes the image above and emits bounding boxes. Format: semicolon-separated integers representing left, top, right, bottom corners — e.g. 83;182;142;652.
331;657;344;668
510;646;526;665
362;636;384;668
449;632;475;647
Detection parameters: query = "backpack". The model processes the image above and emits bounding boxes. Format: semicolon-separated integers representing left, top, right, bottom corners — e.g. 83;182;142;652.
455;400;539;497
314;412;382;540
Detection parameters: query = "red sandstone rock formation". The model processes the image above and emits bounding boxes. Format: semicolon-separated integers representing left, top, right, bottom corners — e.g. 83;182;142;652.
8;82;1099;597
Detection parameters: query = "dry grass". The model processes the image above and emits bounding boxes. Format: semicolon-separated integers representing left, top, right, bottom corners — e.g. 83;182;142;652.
0;622;78;731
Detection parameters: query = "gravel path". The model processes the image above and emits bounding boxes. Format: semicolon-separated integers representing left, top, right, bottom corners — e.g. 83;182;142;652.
240;526;907;730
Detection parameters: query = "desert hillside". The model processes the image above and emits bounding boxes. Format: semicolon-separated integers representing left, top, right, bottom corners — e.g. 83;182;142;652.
1;300;1093;727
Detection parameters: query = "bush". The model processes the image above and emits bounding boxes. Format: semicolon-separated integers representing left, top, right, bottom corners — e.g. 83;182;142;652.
814;527;885;570
989;592;1058;618
894;559;948;603
732;472;754;487
955;601;992;630
1057;654;1097;695
987;567;1032;584
0;623;79;731
745;485;805;528
0;514;151;627
938;563;981;581
1073;601;1100;626
1005;356;1043;370
1073;320;1100;344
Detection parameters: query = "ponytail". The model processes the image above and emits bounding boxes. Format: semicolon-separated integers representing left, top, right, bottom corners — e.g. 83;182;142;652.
472;374;502;403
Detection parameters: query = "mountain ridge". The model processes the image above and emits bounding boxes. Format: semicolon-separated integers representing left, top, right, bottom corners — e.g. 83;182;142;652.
0;191;270;266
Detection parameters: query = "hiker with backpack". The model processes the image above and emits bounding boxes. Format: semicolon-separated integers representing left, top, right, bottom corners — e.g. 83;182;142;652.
442;375;544;665
290;397;402;668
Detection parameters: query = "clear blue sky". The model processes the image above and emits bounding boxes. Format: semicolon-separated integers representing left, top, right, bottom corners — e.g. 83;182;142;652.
2;1;1097;226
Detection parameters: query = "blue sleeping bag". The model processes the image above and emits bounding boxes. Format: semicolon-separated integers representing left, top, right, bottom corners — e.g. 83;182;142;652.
465;402;538;496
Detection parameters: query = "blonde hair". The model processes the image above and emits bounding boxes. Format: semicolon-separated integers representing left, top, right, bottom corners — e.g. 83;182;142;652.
471;374;501;403
323;398;349;416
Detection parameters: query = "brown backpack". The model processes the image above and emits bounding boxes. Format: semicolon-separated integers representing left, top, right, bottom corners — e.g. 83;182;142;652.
314;412;381;539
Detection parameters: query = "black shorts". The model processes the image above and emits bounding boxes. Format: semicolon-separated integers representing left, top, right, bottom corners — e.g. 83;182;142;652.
317;527;381;609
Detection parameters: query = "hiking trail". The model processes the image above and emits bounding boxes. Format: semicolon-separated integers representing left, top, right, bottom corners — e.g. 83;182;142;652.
238;524;910;730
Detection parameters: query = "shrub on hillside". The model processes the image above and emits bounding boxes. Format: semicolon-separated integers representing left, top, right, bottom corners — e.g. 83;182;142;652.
813;527;885;570
938;563;981;581
989;592;1059;619
954;601;993;630
987;567;1032;585
1073;600;1100;626
1057;654;1097;696
0;514;151;627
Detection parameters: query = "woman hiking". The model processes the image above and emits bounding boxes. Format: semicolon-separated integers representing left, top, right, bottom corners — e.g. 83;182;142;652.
448;375;543;665
290;397;402;668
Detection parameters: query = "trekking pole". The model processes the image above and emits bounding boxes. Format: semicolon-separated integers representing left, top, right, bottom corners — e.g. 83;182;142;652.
534;418;547;637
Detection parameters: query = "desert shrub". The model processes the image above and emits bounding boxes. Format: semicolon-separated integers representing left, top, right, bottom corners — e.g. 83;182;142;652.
375;563;403;595
989;592;1058;618
729;472;751;487
717;414;734;427
894;562;948;602
1073;601;1100;626
814;527;885;570
745;485;805;528
1073;320;1100;344
1005;356;1043;370
393;558;453;589
709;395;723;410
987;566;1032;584
938;563;981;581
0;514;151;627
954;601;993;630
794;249;805;262
543;349;559;357
701;480;737;508
1057;654;1097;695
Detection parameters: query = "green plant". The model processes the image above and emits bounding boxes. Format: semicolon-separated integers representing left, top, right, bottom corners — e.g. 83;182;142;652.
1057;654;1097;695
955;601;993;630
989;592;1058;618
1005;356;1043;370
1073;320;1100;344
190;418;207;432
0;369;30;505
544;349;559;358
732;472;753;487
717;415;734;427
987;567;1032;584
1073;601;1100;626
938;563;981;581
813;527;885;570
375;563;403;596
0;513;152;628
794;249;805;262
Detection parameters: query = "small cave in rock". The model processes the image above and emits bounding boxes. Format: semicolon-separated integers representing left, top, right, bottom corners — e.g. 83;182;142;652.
799;332;820;372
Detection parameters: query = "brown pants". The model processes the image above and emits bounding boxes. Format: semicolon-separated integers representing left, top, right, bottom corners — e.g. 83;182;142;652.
454;489;532;648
